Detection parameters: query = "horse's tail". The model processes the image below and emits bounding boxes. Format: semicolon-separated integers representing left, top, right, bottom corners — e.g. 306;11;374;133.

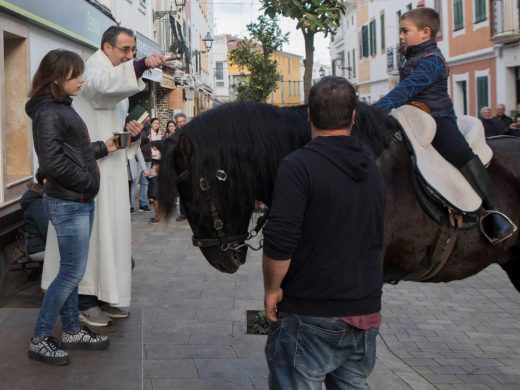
158;137;178;221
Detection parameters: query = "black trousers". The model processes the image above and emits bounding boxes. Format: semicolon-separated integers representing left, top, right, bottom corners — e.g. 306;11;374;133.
432;117;475;169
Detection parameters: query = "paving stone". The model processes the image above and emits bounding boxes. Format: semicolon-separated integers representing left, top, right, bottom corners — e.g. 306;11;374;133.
144;359;198;379
152;378;258;390
195;357;268;378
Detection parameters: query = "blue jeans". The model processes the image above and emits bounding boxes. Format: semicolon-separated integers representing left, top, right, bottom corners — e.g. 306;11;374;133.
33;195;95;339
130;161;151;208
265;313;378;390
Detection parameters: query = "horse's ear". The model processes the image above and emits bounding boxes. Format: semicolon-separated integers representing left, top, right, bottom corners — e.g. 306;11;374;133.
179;135;192;162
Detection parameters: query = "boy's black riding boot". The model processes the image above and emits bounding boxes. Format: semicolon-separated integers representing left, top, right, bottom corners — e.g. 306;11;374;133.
460;156;516;243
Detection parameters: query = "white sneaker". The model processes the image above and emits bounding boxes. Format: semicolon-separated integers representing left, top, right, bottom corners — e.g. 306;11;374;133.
79;306;112;327
101;306;130;319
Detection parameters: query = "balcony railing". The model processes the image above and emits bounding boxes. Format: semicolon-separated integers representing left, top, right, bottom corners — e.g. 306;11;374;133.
491;0;520;44
386;45;405;75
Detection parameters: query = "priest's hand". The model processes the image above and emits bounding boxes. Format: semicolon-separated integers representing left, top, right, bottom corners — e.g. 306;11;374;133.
126;120;144;137
145;54;167;69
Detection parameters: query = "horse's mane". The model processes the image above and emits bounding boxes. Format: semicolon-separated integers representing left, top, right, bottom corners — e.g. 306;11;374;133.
159;101;399;221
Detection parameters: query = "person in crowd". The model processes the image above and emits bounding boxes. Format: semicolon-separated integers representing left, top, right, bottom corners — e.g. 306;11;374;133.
492;103;513;132
127;135;149;214
41;26;168;327
132;121;153;213
25;49;119;365
262;76;384;389
19;169;47;262
148;118;162;224
373;7;515;243
479;106;501;137
172;112;188;221
164;120;176;138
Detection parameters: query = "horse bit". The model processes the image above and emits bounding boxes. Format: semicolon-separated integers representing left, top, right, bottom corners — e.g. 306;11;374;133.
175;167;268;263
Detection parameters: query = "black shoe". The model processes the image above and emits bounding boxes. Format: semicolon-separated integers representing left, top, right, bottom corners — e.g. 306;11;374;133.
130;207;135;215
460;156;517;243
148;217;160;224
176;215;187;222
28;336;69;366
139;205;152;212
61;325;109;350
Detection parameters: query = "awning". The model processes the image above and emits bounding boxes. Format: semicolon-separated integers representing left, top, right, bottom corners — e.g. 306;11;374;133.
142;68;163;82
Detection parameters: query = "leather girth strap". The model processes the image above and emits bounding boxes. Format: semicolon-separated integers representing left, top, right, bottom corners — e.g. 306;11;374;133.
403;227;458;282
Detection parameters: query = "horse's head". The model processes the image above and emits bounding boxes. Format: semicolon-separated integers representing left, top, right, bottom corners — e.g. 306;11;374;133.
159;133;253;273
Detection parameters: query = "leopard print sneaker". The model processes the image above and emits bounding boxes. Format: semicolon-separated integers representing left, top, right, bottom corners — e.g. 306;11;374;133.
61;325;110;350
28;336;69;365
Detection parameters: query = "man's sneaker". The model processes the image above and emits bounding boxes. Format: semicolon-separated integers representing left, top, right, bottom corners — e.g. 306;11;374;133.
148;217;160;224
28;336;69;366
139;205;152;212
130;207;136;215
102;306;130;319
79;306;112;327
61;325;109;350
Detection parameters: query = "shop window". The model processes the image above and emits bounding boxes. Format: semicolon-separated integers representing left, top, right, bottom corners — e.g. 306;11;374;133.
1;24;32;206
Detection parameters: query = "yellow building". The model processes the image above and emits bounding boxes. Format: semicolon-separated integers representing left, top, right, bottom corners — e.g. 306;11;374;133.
226;36;303;106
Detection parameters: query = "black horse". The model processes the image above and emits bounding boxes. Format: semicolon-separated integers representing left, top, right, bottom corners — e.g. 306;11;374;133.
158;102;520;292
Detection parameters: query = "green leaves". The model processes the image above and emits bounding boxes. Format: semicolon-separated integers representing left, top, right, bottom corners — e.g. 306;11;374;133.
228;16;288;102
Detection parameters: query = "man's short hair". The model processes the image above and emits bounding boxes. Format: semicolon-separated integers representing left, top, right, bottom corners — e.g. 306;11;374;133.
308;76;357;130
101;26;135;49
174;112;187;120
401;7;440;38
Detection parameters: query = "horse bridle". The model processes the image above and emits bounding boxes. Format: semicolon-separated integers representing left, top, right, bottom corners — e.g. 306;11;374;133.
175;165;267;265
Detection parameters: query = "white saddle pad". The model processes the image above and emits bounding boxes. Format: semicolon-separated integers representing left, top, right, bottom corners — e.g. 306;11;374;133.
390;105;493;213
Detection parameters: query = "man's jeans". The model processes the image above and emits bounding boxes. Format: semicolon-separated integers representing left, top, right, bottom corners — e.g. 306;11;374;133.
33;195;95;340
130;161;151;208
265;313;378;390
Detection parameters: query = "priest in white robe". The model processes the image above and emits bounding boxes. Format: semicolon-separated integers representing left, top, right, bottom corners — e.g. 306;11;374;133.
42;26;167;325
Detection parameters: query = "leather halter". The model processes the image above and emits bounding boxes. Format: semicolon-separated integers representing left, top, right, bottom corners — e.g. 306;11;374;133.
175;167;268;261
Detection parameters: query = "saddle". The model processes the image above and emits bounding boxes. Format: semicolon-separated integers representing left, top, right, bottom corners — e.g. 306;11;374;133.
390;105;493;225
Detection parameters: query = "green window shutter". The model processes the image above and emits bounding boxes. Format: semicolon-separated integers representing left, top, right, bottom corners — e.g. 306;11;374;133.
454;0;464;31
369;20;376;56
362;25;369;57
475;0;486;23
380;13;385;52
352;49;356;77
476;76;489;112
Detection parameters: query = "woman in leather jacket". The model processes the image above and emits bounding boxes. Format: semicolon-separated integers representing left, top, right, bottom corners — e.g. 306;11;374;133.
25;49;118;365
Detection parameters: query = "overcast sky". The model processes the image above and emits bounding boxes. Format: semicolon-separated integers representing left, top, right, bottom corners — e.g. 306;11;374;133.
213;0;330;65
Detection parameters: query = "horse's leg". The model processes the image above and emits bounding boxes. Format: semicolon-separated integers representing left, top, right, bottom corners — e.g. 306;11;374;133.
500;245;520;293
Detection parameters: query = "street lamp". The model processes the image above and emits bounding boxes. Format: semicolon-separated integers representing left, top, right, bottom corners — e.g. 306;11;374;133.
202;32;214;51
319;67;325;77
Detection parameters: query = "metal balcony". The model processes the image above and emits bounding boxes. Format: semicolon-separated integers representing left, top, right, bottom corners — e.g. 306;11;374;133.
490;0;520;44
386;45;405;76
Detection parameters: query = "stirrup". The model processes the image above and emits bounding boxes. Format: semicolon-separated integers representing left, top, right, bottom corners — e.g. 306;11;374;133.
479;210;518;244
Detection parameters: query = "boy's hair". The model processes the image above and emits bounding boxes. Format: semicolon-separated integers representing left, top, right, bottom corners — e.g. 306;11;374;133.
28;49;84;101
308;76;357;130
401;7;440;38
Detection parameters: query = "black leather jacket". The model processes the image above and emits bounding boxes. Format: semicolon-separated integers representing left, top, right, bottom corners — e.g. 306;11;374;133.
25;93;108;202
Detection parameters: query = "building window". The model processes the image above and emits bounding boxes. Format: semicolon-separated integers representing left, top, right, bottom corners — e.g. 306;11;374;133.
474;0;486;23
453;0;464;31
380;13;385;52
476;75;489;112
0;18;32;206
361;25;369;57
369;20;377;56
139;0;147;8
215;61;224;87
352;49;356;77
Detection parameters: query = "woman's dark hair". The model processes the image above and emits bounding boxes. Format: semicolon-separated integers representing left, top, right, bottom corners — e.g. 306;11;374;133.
28;49;84;101
166;120;176;134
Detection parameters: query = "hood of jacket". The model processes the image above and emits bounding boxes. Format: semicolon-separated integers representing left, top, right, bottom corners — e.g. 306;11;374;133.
304;135;374;182
25;93;71;119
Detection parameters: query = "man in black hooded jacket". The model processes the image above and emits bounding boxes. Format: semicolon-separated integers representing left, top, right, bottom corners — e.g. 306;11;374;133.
262;76;385;389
